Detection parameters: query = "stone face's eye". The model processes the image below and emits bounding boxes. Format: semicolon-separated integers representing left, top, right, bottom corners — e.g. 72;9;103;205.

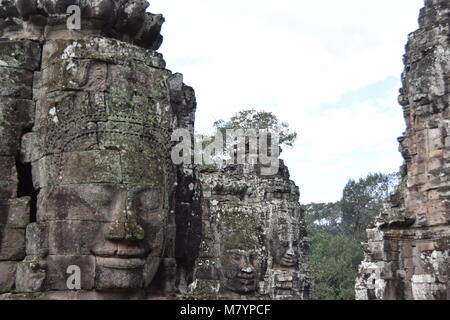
133;188;162;213
227;252;242;262
232;254;241;261
78;185;116;209
281;241;289;247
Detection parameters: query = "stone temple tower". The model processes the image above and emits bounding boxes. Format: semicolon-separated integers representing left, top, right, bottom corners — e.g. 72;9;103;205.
0;0;197;299
356;0;450;300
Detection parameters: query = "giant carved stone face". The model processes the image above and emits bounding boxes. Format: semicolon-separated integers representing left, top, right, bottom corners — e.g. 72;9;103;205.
218;209;266;295
221;248;264;294
38;148;170;293
270;216;301;269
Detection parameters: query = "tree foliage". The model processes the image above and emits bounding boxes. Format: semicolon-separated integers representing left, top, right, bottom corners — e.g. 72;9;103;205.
213;109;298;147
341;173;398;239
305;172;398;300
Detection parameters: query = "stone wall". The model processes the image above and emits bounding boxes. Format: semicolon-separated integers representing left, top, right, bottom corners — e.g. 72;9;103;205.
0;39;40;295
356;0;450;300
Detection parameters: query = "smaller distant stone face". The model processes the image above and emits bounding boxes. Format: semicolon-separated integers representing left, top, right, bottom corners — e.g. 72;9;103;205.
191;162;312;300
219;204;267;295
270;211;302;269
264;208;310;300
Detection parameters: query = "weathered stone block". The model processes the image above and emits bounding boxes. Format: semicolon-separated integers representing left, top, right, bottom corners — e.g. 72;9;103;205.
107;64;135;99
40;59;107;92
0;261;17;293
0;197;30;229
0;123;22;156
45;255;95;291
34;91;98;128
47;220;103;255
41;38;166;70
0;98;35;128
15;258;46;293
0;156;17;183
192;279;220;297
368;241;385;261
97;122;144;153
0;40;41;71
198;237;221;259
95;264;144;291
0;182;17;200
0;67;32;99
0;228;25;261
121;151;164;185
59;151;122;185
26;223;48;258
37;186;112;222
31;156;58;189
417;240;438;253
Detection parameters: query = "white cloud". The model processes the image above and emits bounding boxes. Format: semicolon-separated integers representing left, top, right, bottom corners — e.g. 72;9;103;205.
150;0;424;203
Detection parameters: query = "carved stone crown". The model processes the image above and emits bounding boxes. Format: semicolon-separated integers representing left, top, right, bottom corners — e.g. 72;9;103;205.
0;0;164;49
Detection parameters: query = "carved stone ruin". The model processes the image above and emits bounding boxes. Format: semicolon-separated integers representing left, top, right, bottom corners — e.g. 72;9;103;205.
356;0;450;300
0;0;196;299
0;0;311;300
191;162;312;300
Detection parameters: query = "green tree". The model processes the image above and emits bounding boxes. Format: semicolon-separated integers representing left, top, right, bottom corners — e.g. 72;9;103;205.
341;173;398;239
304;202;342;236
309;232;363;300
305;172;399;300
213;109;298;147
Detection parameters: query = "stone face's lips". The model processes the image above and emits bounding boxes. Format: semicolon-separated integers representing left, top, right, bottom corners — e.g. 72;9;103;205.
281;257;296;267
237;273;256;280
92;247;149;258
239;279;256;286
96;257;146;270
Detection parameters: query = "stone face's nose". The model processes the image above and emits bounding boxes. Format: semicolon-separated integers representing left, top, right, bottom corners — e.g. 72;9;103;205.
241;266;255;274
286;247;296;257
106;197;145;242
240;256;255;274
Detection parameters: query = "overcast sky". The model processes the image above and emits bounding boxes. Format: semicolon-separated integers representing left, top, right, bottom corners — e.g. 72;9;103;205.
150;0;424;203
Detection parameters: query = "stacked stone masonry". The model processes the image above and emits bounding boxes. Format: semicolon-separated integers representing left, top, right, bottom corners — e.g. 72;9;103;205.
0;0;311;299
0;0;195;299
356;0;450;300
191;162;312;300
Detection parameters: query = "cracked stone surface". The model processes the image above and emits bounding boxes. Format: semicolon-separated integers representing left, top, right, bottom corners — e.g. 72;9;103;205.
0;0;195;299
0;0;311;300
189;162;312;300
356;0;450;300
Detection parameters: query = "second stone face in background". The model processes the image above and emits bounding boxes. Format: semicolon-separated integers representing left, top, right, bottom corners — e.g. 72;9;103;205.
192;163;312;300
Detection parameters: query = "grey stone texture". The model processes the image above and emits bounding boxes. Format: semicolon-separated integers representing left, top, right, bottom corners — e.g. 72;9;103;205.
190;162;312;300
0;0;311;300
356;0;450;300
0;0;193;299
